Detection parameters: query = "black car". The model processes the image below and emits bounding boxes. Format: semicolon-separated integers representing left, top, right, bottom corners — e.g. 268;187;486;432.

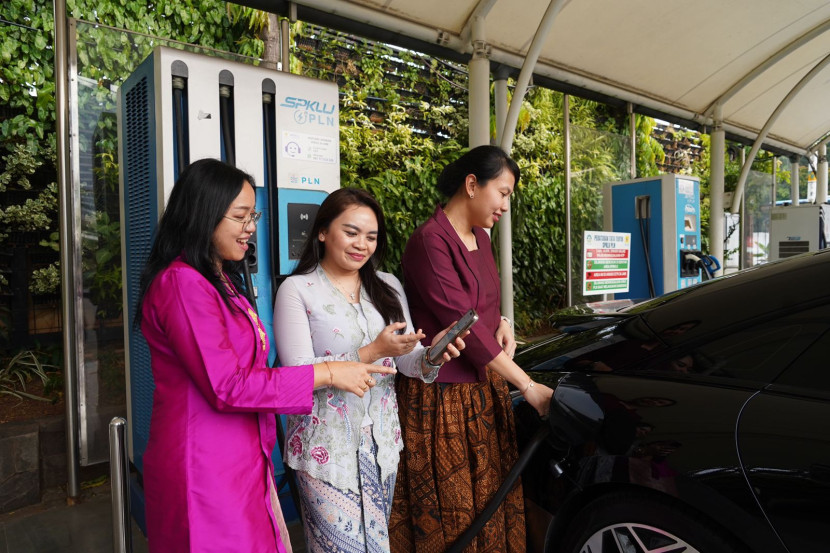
513;249;830;553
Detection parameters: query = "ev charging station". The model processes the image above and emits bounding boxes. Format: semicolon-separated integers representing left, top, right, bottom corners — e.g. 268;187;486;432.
603;174;702;300
769;204;829;260
117;46;339;529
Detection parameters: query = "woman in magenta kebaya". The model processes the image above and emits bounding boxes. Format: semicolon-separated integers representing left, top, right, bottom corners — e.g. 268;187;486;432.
135;159;391;552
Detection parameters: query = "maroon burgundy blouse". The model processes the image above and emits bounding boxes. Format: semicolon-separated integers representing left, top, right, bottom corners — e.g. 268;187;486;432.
402;205;504;383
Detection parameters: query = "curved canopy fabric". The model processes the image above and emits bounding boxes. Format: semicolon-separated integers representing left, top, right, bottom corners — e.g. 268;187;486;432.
255;0;830;155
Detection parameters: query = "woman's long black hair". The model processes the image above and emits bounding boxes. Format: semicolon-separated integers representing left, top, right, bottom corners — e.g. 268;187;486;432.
293;188;405;325
436;144;521;197
134;158;255;327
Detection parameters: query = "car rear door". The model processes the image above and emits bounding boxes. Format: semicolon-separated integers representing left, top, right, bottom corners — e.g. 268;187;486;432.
737;323;830;552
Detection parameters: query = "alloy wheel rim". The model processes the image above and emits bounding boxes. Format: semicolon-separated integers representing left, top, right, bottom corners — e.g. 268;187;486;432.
579;522;700;553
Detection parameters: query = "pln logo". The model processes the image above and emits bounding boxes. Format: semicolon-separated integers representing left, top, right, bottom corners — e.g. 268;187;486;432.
288;173;322;186
281;96;336;128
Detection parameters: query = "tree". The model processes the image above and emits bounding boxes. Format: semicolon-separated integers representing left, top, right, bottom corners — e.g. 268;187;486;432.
0;0;261;352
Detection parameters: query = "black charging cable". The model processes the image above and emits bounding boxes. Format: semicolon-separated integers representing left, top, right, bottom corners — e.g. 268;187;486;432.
638;215;656;298
172;78;188;174
241;256;257;314
445;425;551;553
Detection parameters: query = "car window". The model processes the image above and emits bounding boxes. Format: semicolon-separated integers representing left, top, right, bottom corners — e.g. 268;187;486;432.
641;305;829;384
772;327;830;394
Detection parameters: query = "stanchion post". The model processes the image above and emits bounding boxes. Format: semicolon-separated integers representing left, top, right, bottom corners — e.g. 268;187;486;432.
109;417;132;553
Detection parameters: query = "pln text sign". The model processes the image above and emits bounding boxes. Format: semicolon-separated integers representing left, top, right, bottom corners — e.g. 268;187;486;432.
583;231;631;296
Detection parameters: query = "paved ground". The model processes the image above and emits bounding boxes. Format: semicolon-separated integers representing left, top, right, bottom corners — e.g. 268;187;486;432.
0;482;148;553
0;483;305;553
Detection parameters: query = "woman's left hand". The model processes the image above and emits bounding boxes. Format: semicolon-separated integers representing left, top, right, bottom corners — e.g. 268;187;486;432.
428;324;468;364
496;318;517;358
523;381;554;416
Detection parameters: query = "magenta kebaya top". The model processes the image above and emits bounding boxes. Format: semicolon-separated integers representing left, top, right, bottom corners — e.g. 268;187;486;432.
402;206;504;382
140;259;313;552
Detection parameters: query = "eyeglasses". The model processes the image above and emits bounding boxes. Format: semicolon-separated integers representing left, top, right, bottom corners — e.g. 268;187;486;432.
223;211;262;228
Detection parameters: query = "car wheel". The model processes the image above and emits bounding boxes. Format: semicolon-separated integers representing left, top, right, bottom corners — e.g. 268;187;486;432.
559;491;743;553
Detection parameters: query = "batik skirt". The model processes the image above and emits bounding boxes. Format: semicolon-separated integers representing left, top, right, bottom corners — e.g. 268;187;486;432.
389;370;526;553
296;425;396;553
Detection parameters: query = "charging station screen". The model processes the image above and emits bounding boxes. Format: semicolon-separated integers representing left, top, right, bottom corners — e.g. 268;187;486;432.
287;203;319;260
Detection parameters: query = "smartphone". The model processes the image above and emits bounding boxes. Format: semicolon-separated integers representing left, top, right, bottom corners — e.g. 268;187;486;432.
428;309;479;365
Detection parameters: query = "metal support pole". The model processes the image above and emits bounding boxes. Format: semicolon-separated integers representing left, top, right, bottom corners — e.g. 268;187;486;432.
498;0;566;322
280;17;290;72
499;0;566;152
818;142;828;204
493;73;508;143
468;15;490;148
53;0;81;501
710;104;725;276
791;156;800;203
739;148;748;269
110;417;132;553
493;72;513;319
771;155;778;211
564;94;573;307
628;103;636;179
731;50;830;213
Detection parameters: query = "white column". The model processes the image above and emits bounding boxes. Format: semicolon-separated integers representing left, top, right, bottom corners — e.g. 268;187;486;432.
791;156;800;204
494;72;508;143
494;73;514;321
498;0;566;321
629;103;636;179
710;105;725;276
468;16;490;148
564;94;573;306
819;143;828;204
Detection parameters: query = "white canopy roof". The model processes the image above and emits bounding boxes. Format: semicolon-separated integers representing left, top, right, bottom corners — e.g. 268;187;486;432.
256;0;830;155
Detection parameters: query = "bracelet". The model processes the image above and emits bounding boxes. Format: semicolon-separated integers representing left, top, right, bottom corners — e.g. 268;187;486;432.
522;379;535;393
500;315;513;330
324;361;333;387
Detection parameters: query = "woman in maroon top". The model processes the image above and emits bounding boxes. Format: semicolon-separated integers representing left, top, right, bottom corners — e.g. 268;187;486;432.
389;145;554;553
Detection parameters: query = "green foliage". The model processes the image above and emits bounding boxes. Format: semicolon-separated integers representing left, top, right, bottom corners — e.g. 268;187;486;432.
1;181;57;234
290;24;658;331
0;0;263;368
635;115;664;177
0;0;55;146
0;142;57;243
293;24;469;271
30;262;60;295
0;350;53;401
339;97;464;269
83;211;123;319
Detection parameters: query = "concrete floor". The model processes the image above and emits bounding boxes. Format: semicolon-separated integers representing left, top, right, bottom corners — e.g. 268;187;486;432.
0;484;148;553
0;484;305;553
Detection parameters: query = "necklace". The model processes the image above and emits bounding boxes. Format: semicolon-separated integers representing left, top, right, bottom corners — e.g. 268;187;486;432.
444;210;477;251
323;266;361;301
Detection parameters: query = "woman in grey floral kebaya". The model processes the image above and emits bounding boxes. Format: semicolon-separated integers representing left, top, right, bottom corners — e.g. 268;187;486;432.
273;188;465;553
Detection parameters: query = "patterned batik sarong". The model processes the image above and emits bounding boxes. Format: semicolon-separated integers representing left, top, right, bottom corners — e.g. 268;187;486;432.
389;370;526;553
296;425;396;553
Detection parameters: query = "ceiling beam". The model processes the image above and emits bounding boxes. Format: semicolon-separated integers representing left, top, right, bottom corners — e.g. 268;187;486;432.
240;0;811;156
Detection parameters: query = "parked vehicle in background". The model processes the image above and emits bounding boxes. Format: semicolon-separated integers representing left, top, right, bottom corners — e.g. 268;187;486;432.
513;249;830;553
